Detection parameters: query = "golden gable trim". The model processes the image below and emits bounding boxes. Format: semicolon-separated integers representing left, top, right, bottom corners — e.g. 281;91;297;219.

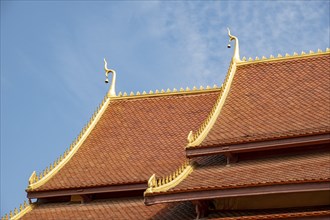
186;59;237;147
27;95;110;190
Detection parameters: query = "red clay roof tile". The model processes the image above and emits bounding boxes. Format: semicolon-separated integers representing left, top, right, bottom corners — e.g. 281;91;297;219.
19;200;330;219
199;54;330;147
20;197;196;220
31;91;219;191
209;206;330;219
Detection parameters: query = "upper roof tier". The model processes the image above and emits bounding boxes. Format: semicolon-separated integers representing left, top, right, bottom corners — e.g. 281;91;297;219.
189;52;330;150
28;89;220;192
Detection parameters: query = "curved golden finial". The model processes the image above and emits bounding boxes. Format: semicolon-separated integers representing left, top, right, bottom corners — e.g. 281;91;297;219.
227;28;241;63
104;58;116;97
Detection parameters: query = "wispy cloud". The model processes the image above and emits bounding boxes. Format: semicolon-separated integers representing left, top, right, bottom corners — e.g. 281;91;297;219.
1;1;329;216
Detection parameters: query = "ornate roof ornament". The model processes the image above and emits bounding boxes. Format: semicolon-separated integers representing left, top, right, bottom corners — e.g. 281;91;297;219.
104;58;116;97
227;28;241;63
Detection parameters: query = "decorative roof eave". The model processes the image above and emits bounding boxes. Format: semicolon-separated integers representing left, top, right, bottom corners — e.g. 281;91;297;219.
27;183;147;199
144;160;194;197
186;132;330;158
1;201;34;220
144;181;330;205
112;85;220;100
186;29;241;148
27;94;111;191
238;48;330;66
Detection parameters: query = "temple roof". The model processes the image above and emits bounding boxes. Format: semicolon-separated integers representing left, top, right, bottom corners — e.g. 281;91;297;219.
187;52;330;151
5;40;329;218
27;89;219;192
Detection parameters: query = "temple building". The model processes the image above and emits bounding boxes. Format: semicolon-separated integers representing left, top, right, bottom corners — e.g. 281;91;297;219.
3;30;330;219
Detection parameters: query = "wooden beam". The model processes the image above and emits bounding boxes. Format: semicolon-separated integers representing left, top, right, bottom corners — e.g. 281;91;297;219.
27;183;147;199
144;182;330;205
186;133;330;158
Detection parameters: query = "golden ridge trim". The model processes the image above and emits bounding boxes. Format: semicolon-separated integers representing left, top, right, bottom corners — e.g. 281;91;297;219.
239;48;329;65
113;84;220;100
27;94;110;190
1;201;34;220
186;59;237;147
144;160;193;194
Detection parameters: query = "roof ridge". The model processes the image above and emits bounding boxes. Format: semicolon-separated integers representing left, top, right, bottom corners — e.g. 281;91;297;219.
144;160;194;195
1;200;34;220
112;84;220;100
238;48;330;66
27;94;110;191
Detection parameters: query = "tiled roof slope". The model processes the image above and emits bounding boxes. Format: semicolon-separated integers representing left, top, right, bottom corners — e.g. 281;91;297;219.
30;91;219;191
209;207;330;219
17;200;330;220
155;150;330;194
20;198;195;220
199;54;330;147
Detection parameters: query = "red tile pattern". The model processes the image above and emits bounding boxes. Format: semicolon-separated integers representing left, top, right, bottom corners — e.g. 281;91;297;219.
164;151;330;193
200;54;330;147
20;199;330;220
20;197;196;220
31;91;219;191
209;208;330;219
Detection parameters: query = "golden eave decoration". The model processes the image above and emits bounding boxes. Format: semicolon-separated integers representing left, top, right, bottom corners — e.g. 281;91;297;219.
1;201;34;220
145;160;194;195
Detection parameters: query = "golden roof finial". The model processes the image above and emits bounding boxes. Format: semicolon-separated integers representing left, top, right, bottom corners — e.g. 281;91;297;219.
104;58;116;97
227;28;241;63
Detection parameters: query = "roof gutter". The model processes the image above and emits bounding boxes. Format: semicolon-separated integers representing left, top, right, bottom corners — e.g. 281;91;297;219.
145;181;330;205
186;133;330;158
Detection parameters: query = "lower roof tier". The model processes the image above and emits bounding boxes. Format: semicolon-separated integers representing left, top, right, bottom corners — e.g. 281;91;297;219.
19;197;195;220
145;148;330;203
14;198;330;220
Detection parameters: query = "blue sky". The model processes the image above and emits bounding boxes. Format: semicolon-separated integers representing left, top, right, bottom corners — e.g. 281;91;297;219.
1;0;329;216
